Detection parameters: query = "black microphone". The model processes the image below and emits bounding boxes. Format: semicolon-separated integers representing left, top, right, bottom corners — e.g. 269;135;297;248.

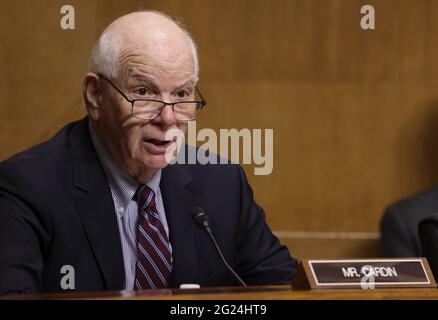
191;207;247;287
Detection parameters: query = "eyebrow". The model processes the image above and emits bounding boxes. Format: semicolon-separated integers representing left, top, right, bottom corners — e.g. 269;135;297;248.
176;80;195;90
128;74;195;92
128;75;158;90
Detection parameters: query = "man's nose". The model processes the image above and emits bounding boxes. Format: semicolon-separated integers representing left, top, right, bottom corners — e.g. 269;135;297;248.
155;103;177;127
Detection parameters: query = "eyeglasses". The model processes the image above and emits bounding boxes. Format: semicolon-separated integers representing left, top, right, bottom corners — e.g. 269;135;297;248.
98;73;207;121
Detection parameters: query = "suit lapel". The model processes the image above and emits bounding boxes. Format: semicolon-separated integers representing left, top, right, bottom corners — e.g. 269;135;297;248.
70;118;125;290
161;164;200;287
70;119;200;289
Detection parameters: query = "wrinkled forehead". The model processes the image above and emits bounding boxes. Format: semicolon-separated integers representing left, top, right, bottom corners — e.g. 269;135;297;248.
115;26;195;85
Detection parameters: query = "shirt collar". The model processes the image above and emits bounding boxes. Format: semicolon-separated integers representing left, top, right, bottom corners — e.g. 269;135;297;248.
88;121;162;208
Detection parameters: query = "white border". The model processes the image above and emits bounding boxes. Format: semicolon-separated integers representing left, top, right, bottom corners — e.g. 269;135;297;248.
308;258;431;286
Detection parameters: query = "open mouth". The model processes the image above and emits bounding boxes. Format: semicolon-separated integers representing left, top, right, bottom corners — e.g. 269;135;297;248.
145;139;171;146
143;138;175;154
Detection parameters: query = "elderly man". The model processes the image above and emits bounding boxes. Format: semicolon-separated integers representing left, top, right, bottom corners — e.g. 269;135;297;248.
0;11;297;294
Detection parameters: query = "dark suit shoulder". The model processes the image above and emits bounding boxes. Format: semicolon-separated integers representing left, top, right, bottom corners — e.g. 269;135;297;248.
387;186;438;223
0;120;78;168
0;120;83;200
381;186;438;257
166;145;241;184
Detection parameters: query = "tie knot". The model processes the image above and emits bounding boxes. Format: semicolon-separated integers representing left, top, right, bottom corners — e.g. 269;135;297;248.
136;185;156;210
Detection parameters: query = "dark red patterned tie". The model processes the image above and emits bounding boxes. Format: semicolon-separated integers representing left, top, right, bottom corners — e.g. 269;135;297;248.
134;185;172;289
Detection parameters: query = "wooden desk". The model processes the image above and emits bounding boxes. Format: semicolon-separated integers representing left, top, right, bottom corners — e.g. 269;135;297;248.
3;286;438;300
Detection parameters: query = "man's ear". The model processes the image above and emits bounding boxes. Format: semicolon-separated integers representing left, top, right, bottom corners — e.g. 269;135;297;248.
83;73;103;120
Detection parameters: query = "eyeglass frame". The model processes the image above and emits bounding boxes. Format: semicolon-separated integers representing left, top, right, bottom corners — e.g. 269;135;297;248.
97;73;207;121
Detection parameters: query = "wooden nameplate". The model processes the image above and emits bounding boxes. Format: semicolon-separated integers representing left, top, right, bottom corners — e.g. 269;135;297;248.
292;258;436;290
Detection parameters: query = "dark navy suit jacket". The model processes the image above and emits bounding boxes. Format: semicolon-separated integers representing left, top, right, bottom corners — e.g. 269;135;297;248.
380;186;438;257
0;117;297;294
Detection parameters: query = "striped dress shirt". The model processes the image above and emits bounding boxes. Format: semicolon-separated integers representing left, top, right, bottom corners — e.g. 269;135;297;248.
88;122;171;290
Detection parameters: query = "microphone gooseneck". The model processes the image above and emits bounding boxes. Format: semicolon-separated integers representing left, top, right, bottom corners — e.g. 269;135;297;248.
191;207;247;287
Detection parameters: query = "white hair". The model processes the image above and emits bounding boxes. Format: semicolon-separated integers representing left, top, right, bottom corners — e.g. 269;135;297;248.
88;11;199;82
